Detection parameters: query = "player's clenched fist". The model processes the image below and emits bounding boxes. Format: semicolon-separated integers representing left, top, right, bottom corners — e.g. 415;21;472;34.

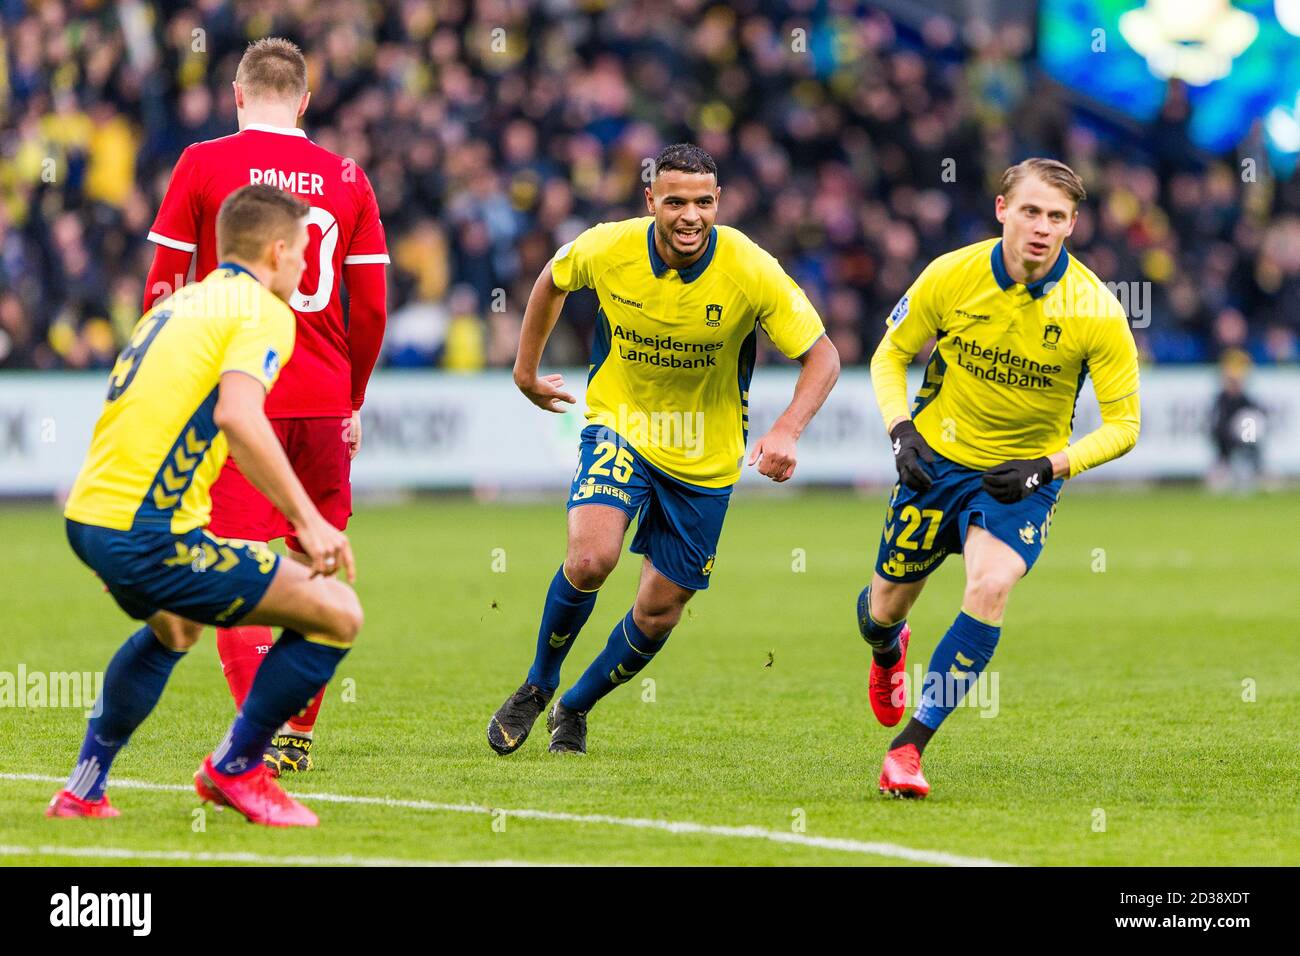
981;457;1054;504
889;419;935;491
749;426;798;482
516;372;577;413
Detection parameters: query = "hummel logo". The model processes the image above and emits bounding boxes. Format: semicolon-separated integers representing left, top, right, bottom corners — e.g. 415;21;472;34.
548;632;570;649
1025;474;1040;490
893;438;902;456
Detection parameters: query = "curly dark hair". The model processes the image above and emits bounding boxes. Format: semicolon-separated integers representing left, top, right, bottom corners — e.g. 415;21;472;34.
653;143;718;181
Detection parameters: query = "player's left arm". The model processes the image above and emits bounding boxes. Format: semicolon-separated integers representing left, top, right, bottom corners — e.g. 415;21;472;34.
342;171;391;459
343;262;387;459
748;252;839;482
1061;301;1141;478
749;334;840;482
982;297;1140;503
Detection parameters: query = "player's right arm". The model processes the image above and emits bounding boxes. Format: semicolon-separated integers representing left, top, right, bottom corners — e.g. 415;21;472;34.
870;261;946;489
144;145;203;310
144;246;194;311
513;224;614;413
215;373;354;581
217;300;354;581
513;265;576;413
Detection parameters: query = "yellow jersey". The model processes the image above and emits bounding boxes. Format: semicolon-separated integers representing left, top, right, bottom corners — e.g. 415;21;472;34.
551;216;825;487
871;238;1140;475
64;264;296;533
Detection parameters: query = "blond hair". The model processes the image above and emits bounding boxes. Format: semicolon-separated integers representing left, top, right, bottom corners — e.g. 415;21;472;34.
1000;158;1087;207
235;37;308;101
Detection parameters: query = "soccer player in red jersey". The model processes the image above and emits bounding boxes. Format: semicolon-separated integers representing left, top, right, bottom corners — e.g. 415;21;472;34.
143;38;388;774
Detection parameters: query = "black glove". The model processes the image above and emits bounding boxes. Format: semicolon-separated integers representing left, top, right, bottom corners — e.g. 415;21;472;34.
889;420;935;492
981;457;1054;504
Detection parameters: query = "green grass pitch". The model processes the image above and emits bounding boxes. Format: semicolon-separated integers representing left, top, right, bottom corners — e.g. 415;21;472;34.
2;488;1298;866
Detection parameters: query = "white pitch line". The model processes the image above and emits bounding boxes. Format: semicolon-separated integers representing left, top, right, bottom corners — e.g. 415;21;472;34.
0;845;568;867
1;772;1011;867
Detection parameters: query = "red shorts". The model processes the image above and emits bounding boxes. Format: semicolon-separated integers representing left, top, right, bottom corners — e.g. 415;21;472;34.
208;417;352;552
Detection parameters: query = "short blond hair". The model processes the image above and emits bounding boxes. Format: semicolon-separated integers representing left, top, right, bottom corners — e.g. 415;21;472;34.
1000;158;1086;207
235;37;308;101
216;184;308;262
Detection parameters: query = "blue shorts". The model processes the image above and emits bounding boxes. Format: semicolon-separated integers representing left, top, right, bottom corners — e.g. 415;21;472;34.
568;425;731;591
66;520;281;626
874;453;1062;582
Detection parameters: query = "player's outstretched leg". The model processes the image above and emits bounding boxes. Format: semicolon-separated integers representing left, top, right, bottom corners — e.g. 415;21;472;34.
880;527;1020;798
549;560;690;755
488;505;625;754
857;575;926;728
48;614;200;819
196;559;362;827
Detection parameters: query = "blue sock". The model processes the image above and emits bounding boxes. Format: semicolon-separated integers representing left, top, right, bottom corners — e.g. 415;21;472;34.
914;610;1001;730
65;626;186;800
526;566;600;695
857;585;905;664
213;630;348;775
561;610;665;712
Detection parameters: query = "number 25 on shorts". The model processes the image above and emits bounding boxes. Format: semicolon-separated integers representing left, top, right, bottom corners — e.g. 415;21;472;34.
588;441;634;484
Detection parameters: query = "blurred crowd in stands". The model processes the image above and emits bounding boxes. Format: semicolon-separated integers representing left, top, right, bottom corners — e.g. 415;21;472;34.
2;0;1299;372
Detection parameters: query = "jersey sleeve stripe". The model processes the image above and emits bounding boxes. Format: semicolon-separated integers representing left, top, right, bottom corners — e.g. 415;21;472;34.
342;254;390;265
147;231;198;252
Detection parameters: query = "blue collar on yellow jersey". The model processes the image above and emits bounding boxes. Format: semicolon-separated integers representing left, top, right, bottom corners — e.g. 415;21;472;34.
647;223;718;283
990;240;1069;299
216;261;256;280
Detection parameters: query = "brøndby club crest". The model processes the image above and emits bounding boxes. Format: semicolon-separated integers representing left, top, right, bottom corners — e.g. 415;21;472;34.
705;303;723;328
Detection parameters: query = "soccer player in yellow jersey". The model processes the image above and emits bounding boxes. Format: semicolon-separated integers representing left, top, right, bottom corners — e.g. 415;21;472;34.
48;185;362;827
862;159;1141;798
488;144;840;755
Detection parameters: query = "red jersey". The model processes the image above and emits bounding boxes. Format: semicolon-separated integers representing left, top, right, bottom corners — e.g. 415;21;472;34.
147;124;389;418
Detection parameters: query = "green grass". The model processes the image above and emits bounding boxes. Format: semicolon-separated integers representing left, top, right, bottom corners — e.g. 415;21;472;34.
3;488;1299;865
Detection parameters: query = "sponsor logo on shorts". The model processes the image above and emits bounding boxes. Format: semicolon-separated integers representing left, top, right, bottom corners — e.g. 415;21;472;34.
881;548;946;578
571;476;632;505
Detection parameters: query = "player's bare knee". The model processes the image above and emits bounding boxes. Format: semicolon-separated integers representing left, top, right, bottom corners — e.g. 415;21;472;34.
334;590;364;644
149;617;202;651
565;551;616;591
633;597;684;638
312;584;362;646
963;573;1014;618
870;581;914;624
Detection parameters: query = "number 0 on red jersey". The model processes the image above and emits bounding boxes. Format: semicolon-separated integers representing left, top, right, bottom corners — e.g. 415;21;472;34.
147;123;389;420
